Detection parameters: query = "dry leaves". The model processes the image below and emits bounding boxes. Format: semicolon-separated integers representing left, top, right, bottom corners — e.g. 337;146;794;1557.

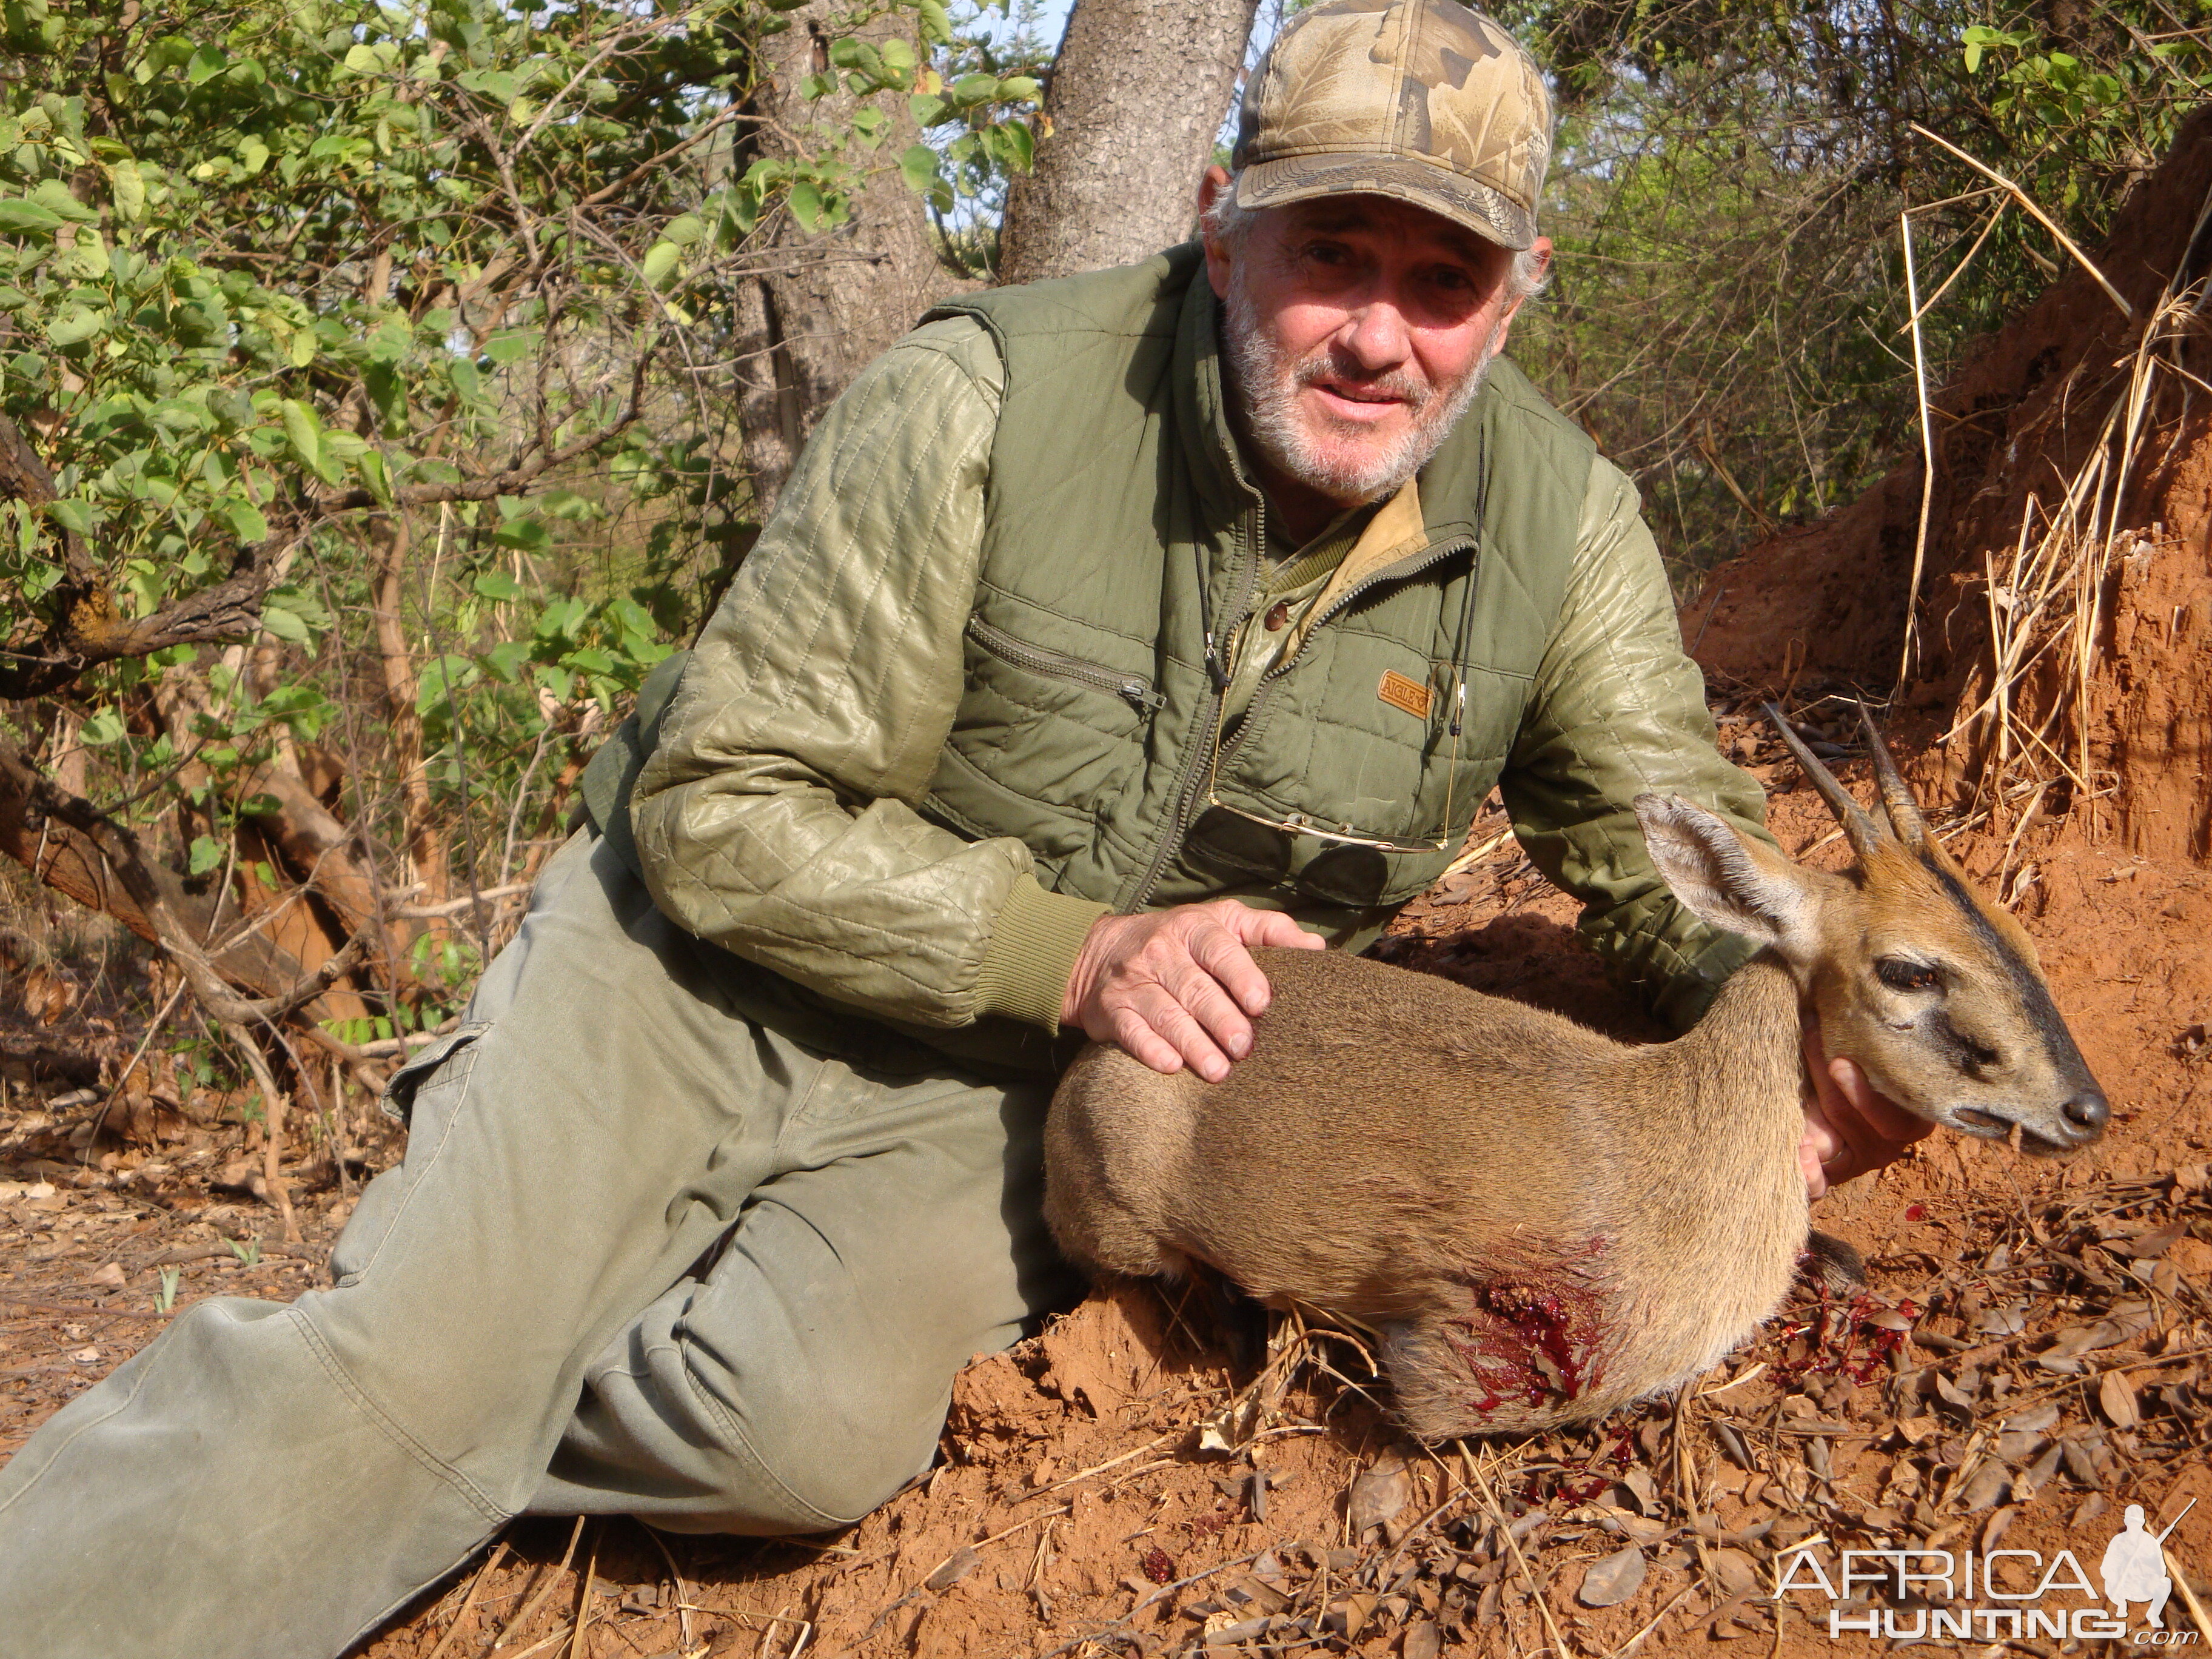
1346;1452;1411;1537
1577;1544;1647;1607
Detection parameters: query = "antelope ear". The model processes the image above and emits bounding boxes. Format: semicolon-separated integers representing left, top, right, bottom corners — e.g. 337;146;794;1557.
1634;794;1815;956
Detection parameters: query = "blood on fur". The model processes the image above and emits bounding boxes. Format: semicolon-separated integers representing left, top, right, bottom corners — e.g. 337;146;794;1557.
1436;1242;1610;1415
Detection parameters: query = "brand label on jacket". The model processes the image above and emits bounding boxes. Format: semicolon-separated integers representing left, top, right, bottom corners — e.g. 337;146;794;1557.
1378;669;1433;720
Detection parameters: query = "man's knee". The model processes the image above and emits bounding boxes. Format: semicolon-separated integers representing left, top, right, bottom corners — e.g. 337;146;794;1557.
684;1370;945;1533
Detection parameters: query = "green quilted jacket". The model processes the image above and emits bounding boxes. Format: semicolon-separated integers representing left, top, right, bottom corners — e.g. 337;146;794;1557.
588;246;1769;1075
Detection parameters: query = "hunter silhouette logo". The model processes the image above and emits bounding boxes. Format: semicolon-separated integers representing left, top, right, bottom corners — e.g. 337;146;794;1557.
2103;1503;2191;1630
1775;1496;2200;1643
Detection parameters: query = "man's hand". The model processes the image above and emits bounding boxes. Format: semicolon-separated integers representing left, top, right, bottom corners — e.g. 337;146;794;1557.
1062;900;1326;1082
1800;1017;1934;1199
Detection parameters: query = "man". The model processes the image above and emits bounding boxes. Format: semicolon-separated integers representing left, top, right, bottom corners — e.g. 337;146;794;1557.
0;3;1923;1654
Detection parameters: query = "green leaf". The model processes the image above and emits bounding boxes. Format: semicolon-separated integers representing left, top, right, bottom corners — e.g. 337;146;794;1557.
33;181;107;224
899;144;942;195
0;199;62;233
492;515;550;552
481;327;540;364
186;44;228;85
259;604;310;645
357;448;392;505
991;118;1036;172
662;213;705;247
79;707;125;746
788;181;823;229
278;398;339;484
223;500;269;542
473;571;525;602
639;239;680;289
45;498;93;535
188;834;225;876
996;76;1041;102
343;42;381;73
917;0;951;44
951;73;998;107
908;93;948;127
46;304;107;347
104;158;146;223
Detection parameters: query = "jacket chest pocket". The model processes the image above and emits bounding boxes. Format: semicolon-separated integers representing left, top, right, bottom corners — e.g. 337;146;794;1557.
927;614;1159;857
1188;648;1521;910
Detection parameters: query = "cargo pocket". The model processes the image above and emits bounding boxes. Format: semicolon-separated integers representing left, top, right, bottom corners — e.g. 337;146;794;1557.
378;1022;494;1127
334;1022;493;1287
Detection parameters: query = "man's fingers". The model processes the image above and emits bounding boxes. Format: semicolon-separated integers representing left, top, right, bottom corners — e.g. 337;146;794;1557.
1798;1133;1831;1200
1130;984;1234;1082
1162;952;1256;1059
1108;1006;1185;1078
1232;907;1327;951
1828;1056;1934;1143
1187;920;1274;1019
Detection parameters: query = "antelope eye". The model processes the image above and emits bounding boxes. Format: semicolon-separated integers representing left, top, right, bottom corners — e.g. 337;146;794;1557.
1877;957;1941;993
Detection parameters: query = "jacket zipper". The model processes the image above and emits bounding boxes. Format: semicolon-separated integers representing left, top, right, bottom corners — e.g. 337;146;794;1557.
1124;500;1265;912
1127;526;1476;907
965;614;1165;714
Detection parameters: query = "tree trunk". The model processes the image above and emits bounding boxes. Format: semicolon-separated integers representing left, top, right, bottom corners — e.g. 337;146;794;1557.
730;2;954;514
996;0;1261;285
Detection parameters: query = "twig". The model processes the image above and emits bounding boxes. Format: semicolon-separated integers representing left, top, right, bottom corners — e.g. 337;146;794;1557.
1909;123;2133;318
492;1514;585;1650
0;1295;173;1322
1461;1444;1580;1659
566;1521;600;1659
1027;1433;1177;1498
642;1524;695;1652
1023;1549;1267;1659
496;1627;574;1659
422;1540;509;1659
1600;1579;1700;1659
2167;1545;2212;1641
223;1019;299;1243
1897;207;1939;698
393;883;529;920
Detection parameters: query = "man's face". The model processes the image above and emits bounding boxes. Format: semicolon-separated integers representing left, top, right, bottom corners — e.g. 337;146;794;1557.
1201;171;1547;516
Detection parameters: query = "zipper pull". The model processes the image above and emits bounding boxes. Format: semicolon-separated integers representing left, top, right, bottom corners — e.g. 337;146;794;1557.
1203;631;1229;692
1121;680;1167;714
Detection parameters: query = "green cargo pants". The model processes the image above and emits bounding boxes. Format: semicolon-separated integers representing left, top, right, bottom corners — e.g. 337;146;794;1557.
0;830;1076;1658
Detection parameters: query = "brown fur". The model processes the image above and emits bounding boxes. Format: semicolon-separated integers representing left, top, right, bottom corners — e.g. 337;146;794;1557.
1044;719;2106;1441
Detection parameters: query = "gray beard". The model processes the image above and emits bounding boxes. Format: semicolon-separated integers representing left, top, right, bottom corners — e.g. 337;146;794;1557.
1221;269;1497;505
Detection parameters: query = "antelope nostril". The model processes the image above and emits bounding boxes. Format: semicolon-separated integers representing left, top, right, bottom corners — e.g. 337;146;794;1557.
2063;1090;2109;1134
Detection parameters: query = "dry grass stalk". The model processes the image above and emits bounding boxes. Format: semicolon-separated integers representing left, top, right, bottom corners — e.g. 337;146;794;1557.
1909;122;2134;319
1897;208;1941;695
1951;278;2210;825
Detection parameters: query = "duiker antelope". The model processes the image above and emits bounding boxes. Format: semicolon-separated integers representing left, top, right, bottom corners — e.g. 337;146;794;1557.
1044;711;2106;1440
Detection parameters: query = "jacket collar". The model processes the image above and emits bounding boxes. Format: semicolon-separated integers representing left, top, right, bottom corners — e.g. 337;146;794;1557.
1173;266;1262;525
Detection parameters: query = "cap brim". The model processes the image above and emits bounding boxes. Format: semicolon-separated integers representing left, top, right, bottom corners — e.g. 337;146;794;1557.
1235;153;1536;251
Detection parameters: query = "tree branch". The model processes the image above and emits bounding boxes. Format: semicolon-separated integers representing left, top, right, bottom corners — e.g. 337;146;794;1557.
0;722;363;1026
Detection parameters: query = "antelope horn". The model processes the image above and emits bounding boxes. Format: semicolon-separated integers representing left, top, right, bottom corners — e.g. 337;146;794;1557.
1763;702;1882;857
1854;702;1930;850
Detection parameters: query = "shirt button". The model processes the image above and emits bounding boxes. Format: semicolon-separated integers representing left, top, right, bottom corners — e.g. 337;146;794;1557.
1264;601;1290;631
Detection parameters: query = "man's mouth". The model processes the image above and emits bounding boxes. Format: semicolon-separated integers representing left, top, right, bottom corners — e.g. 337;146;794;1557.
1306;380;1416;422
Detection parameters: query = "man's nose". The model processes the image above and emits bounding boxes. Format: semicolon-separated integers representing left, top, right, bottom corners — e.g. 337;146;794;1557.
1336;291;1412;371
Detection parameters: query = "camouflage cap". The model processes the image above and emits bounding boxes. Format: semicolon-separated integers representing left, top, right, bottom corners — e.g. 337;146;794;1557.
1230;0;1552;251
